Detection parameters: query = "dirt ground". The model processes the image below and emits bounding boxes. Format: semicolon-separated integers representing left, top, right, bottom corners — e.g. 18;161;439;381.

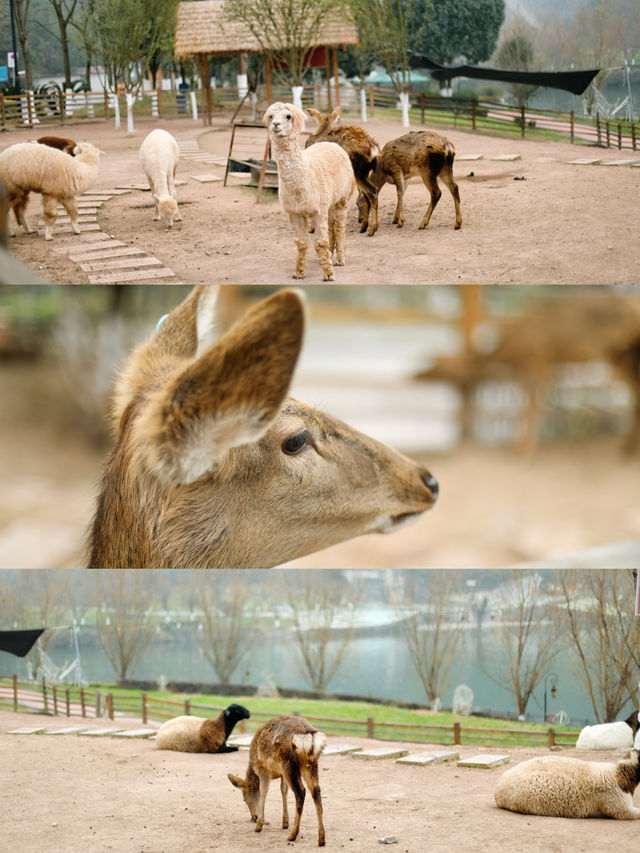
2;113;640;285
2;710;639;853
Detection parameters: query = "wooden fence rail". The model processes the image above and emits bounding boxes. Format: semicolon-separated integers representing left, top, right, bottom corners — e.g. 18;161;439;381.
0;675;579;748
0;86;637;151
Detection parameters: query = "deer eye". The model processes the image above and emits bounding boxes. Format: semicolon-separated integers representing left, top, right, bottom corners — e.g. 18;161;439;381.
282;430;311;455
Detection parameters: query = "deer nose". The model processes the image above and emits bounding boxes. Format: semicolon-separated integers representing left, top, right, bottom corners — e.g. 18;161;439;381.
420;471;439;502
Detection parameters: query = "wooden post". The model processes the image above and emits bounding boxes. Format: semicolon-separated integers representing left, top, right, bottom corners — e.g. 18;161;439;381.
104;90;109;119
631;122;636;151
617;121;622;149
453;721;461;745
107;692;114;720
12;674;18;711
142;693;148;725
570;110;574;144
369;86;374;116
184;698;191;715
420;93;425;124
461;286;483;354
96;689;101;718
157;86;162;118
80;688;86;718
596;112;601;146
324;47;332;110
605;119;610;148
197;54;212;126
0;93;6;130
548;727;555;748
65;688;70;717
520;104;525;138
53;685;58;716
366;717;374;738
332;46;340;108
42;678;48;714
472;97;477;131
264;54;272;104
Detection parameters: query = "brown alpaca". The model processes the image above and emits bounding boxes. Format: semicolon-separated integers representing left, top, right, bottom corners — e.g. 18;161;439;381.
88;286;438;568
228;716;327;846
305;105;381;236
359;130;462;232
414;291;640;453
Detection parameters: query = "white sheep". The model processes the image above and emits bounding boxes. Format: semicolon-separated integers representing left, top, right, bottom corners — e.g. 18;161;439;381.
494;750;640;819
264;102;355;282
576;710;639;750
138;128;182;228
0;141;101;240
155;704;250;753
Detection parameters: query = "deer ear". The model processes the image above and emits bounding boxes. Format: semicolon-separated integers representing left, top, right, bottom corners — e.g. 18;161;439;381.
134;289;305;485
228;773;246;789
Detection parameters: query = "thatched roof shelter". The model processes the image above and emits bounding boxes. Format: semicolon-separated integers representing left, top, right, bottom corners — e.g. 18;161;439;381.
174;0;359;123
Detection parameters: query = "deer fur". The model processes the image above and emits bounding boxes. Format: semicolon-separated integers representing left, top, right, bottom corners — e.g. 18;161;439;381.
305;105;381;236
228;715;327;846
87;286;438;568
156;704;250;752
414;292;640;454
0;141;101;240
494;750;640;819
264;102;355;281
138;128;182;228
35;135;77;156
358;130;462;232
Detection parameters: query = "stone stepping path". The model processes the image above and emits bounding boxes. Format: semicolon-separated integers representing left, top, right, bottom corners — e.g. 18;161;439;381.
77;727;126;737
353;746;410;760
111;728;157;739
44;727;89;735
457;753;510;768
324;743;363;756
396;749;459;766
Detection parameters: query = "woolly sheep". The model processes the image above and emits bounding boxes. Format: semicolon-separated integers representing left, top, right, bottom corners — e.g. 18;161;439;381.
494;750;640;819
155;704;250;753
0;140;101;240
576;710;639;750
264;102;355;282
138;128;182;228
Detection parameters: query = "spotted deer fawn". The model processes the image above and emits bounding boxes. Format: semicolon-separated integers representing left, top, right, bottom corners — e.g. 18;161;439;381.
88;286;438;567
228;715;327;846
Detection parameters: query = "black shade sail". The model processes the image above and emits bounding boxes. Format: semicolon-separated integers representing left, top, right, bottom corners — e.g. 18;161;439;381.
0;629;46;657
409;54;601;96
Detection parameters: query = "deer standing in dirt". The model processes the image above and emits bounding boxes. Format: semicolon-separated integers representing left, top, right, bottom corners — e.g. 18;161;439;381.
414;291;640;453
88;286;438;568
228;715;327;845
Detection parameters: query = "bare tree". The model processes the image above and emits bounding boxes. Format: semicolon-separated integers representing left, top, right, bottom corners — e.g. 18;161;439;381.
191;573;258;684
487;571;564;718
559;569;639;721
285;571;356;693
11;0;35;92
400;571;465;706
94;570;154;682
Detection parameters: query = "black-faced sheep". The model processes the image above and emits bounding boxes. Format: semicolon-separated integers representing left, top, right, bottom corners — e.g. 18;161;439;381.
576;710;640;750
494;750;640;819
228;714;327;846
138;128;182;228
264;102;355;282
155;704;250;753
0;141;102;240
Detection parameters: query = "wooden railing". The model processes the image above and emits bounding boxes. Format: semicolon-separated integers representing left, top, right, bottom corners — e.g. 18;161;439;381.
0;675;579;748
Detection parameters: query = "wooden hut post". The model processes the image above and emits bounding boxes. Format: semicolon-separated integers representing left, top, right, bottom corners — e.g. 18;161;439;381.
332;46;340;107
324;47;332;110
197;53;212;126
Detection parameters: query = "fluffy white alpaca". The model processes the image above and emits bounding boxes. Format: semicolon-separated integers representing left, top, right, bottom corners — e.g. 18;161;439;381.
138;128;182;228
264;102;355;281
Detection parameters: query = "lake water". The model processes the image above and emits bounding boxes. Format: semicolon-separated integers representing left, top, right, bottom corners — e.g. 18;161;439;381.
3;621;633;727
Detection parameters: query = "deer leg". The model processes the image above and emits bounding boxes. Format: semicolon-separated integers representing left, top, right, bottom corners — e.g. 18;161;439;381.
255;773;271;833
310;213;334;281
60;195;81;235
289;212;309;280
331;198;348;267
357;188;367;225
439;162;462;229
301;764;325;847
41;194;59;241
418;169;442;230
392;173;406;226
280;777;289;829
355;176;379;236
284;767;306;842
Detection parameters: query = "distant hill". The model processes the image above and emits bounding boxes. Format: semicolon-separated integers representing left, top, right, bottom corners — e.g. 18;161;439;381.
505;0;587;24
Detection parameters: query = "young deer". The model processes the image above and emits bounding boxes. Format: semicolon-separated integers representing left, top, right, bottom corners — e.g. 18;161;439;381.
228;715;327;846
88;286;438;568
358;130;462;233
305;105;382;236
415;291;640;453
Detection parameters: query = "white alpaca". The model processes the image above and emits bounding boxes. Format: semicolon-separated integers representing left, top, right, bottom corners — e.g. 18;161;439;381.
0;141;101;240
138;128;182;228
264;102;355;281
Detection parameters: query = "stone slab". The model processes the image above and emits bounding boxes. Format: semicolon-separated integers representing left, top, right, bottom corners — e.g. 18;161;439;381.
191;174;223;183
457;754;510;768
396;749;459;765
568;157;602;165
601;159;640;166
87;267;176;284
490;154;521;161
456;154;484;161
88;188;131;195
115;184;150;191
8;727;47;735
323;743;363;756
53;234;116;252
69;247;145;262
78;728;125;737
48;223;100;234
352;747;410;760
44;727;89;735
111;728;157;739
226;734;254;747
79;256;162;272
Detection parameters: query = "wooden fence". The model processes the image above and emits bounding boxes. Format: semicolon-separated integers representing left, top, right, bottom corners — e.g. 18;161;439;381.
0;84;637;151
0;675;578;748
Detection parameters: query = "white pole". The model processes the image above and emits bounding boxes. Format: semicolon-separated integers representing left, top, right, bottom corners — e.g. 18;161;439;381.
190;90;198;121
65;87;73;117
126;93;135;132
112;93;120;129
237;72;248;99
292;85;304;110
360;87;367;122
400;91;410;127
151;90;159;118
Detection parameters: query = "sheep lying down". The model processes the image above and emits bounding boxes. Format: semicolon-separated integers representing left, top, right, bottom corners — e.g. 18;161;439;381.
494;750;640;819
576;710;639;750
155;703;250;753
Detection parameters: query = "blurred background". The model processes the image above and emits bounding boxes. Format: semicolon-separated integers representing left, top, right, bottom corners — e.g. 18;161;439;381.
1;283;639;568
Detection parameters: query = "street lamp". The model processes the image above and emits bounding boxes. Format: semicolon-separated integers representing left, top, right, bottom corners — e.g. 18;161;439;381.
544;672;558;723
